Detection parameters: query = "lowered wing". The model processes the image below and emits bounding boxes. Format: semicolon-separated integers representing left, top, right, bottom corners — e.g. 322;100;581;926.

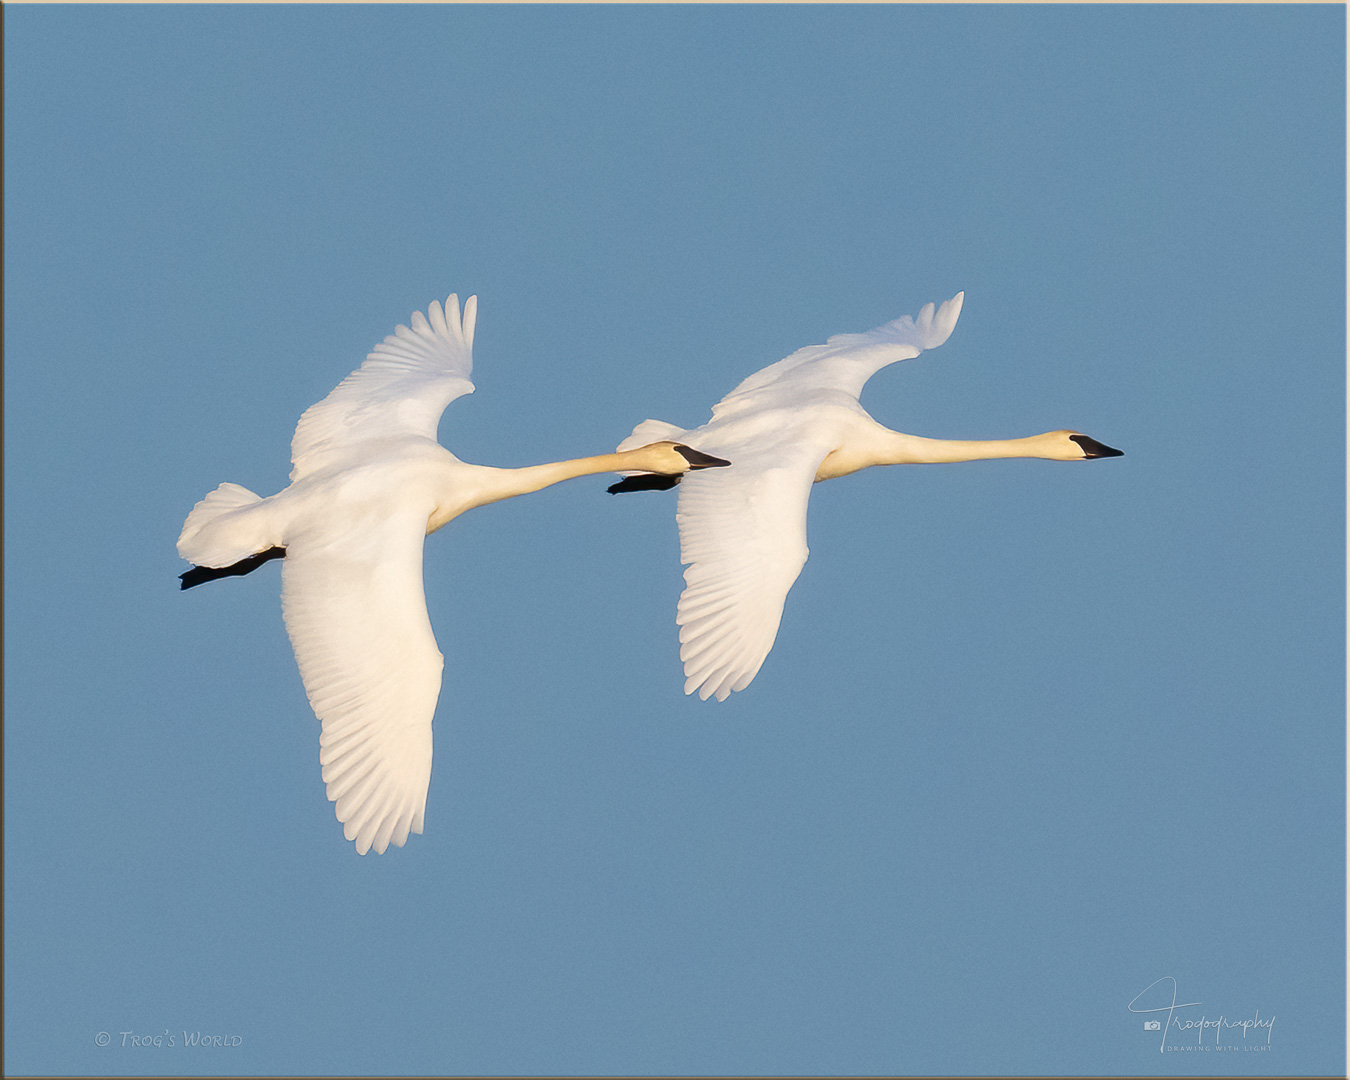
280;507;444;855
674;436;828;701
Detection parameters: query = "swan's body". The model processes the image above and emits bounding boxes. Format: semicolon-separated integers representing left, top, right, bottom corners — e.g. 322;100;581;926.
178;295;726;854
611;292;1121;702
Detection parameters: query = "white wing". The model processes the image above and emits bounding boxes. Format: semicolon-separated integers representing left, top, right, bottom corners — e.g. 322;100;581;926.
667;294;963;700
280;508;442;855
290;294;478;481
674;436;827;701
715;291;963;413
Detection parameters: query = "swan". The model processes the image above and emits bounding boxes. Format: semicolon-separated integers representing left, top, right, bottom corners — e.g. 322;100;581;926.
177;294;728;854
608;292;1121;702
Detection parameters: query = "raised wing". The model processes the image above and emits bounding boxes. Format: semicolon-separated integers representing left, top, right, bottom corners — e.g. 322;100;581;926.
280;509;443;855
674;438;827;701
290;294;477;481
715;292;963;413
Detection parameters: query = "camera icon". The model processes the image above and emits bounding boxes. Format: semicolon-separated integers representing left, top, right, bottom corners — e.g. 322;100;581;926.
1143;1021;1161;1030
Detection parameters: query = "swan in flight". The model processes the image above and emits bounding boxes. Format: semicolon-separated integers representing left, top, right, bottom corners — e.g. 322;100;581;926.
609;292;1121;702
177;294;728;854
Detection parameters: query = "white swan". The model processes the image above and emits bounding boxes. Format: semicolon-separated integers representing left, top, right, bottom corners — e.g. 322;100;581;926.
178;294;728;854
609;292;1121;702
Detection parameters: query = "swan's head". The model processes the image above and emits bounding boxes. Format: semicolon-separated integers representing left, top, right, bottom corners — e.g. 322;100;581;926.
630;440;732;476
606;441;731;493
1057;431;1123;460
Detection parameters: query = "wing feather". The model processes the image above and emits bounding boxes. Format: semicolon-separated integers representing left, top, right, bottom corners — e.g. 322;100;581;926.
652;293;964;701
290;295;477;480
280;509;442;855
674;449;823;701
714;291;963;412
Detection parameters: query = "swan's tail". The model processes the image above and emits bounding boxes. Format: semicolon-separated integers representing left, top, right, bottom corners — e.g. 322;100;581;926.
177;483;276;569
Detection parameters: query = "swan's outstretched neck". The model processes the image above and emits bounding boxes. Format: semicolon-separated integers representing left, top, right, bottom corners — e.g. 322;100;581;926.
817;428;1123;478
881;429;1122;465
463;442;730;510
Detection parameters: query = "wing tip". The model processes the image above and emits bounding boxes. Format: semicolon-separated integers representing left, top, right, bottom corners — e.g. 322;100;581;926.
461;294;478;349
433;293;478;352
939;290;965;338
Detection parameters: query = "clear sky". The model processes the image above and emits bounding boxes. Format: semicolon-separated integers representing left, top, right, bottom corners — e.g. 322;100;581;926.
4;4;1344;1077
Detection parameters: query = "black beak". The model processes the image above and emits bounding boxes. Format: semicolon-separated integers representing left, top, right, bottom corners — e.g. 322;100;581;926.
673;444;731;470
1070;434;1124;459
606;444;732;494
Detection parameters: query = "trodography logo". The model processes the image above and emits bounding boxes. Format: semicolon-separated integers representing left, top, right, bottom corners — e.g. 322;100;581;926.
1128;976;1275;1056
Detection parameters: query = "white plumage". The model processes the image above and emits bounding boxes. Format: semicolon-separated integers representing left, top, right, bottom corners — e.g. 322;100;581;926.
615;292;1122;702
179;295;725;854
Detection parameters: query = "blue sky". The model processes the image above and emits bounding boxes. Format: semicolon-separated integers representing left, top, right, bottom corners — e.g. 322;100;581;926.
4;4;1344;1076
